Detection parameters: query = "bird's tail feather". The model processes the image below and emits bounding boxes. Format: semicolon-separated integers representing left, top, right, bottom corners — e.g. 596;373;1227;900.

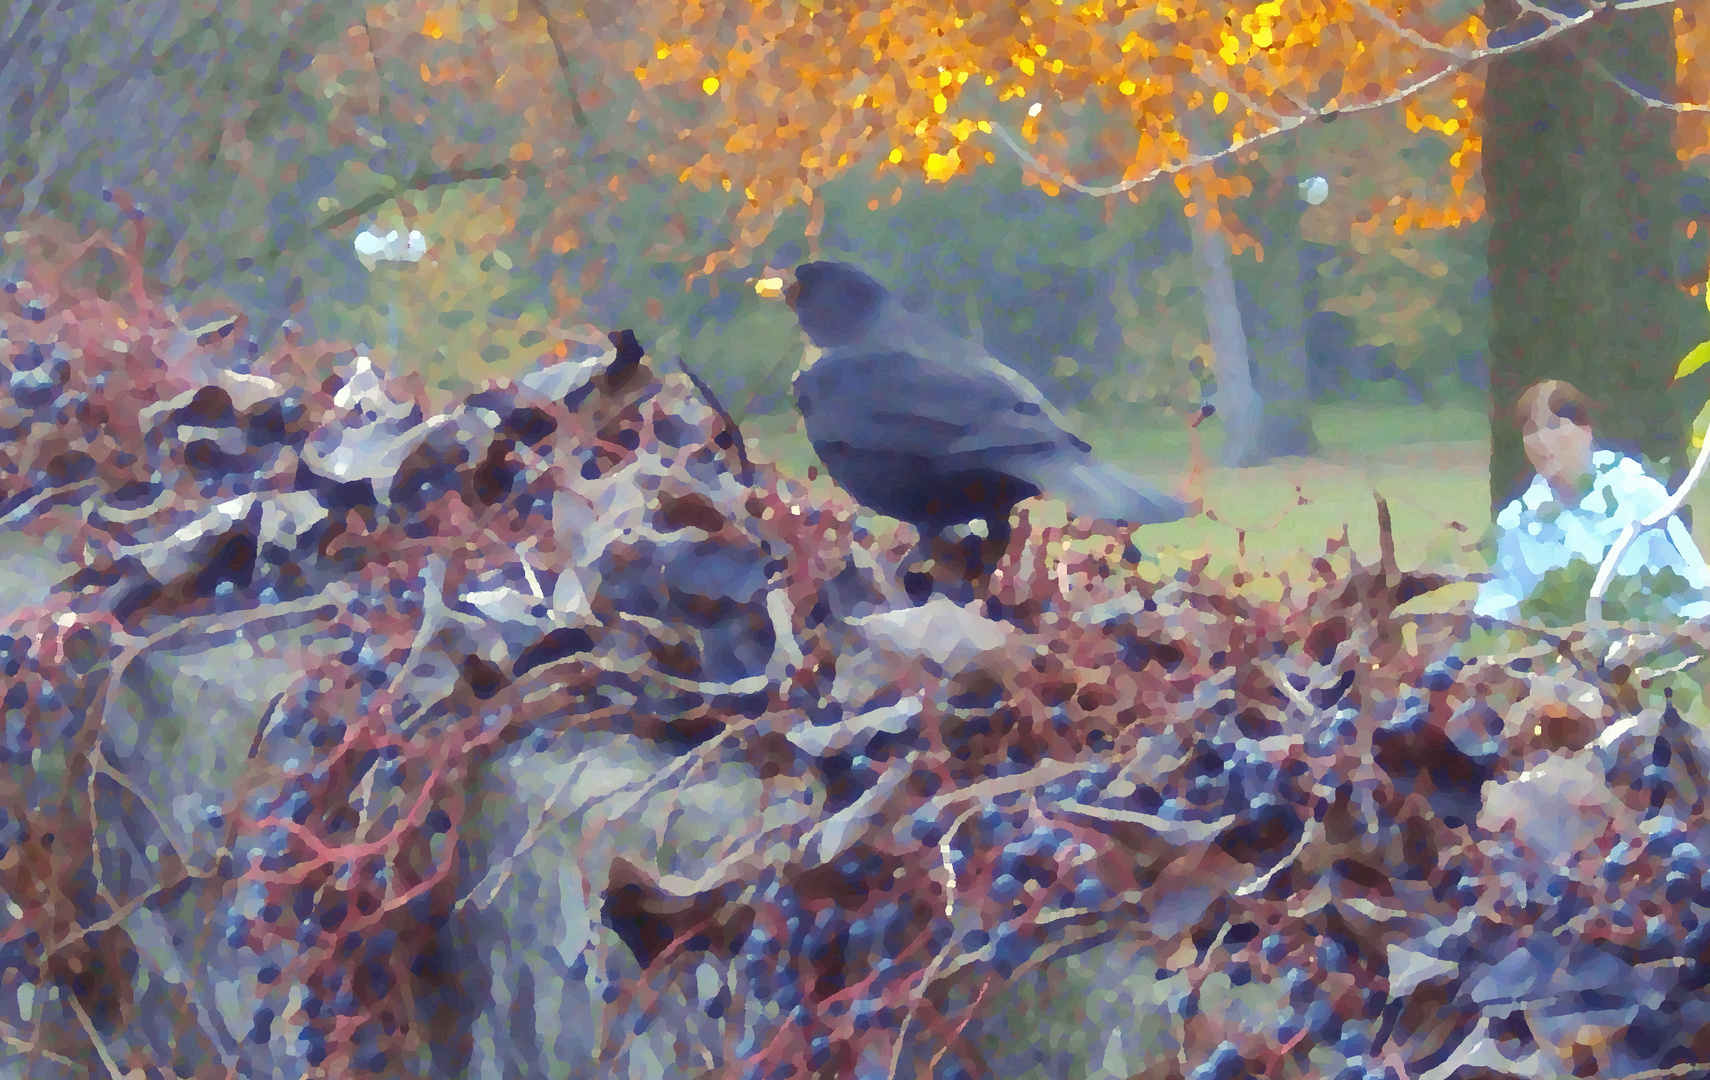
1022;455;1190;526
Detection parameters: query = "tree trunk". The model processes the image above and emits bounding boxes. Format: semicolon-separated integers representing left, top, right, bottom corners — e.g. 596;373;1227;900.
1188;205;1266;467
1181;113;1321;467
1482;2;1692;514
1231;147;1321;461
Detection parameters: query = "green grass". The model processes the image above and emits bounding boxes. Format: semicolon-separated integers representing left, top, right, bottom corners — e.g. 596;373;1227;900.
745;402;1495;602
744;398;1710;612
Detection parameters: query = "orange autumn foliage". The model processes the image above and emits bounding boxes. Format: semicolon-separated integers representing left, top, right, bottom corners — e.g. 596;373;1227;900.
321;1;1709;274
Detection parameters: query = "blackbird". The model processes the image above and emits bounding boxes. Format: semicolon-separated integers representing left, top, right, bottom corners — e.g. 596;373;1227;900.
785;261;1195;600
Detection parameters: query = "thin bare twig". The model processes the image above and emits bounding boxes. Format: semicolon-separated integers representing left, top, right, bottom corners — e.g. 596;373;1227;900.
1586;57;1710;114
517;0;590;128
1588;425;1710;620
1354;0;1474;57
1236;818;1319;897
65;993;126;1080
0;482;98;529
979;0;1673;200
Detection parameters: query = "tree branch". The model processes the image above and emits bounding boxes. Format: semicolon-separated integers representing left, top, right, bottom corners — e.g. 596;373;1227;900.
1586;57;1710;114
1353;0;1475;58
518;0;590;129
261;160;542;264
976;0;1677;200
0;0;48;93
1586;431;1710;622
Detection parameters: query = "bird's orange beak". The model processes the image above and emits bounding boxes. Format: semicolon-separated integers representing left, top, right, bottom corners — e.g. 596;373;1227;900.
753;274;788;302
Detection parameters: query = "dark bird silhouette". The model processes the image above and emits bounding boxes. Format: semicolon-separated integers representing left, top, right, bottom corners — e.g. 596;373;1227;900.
785;260;1198;602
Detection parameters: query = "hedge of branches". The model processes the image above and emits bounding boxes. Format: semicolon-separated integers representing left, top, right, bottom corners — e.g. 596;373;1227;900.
0;221;1708;1080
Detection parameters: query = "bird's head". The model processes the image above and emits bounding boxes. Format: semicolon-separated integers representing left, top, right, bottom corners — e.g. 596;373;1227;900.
785;261;888;348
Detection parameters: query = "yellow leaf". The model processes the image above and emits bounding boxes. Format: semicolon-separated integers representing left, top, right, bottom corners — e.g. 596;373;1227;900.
1018;57;1035;76
1674;339;1710;381
1218;31;1242;64
1693;397;1710;449
934;93;947;114
1213;91;1228;114
703;76;720;94
925;149;960;181
889;147;903;163
1119;79;1136;95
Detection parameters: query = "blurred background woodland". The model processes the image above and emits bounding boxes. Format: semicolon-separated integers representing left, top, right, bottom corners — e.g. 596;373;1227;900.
3;0;1709;587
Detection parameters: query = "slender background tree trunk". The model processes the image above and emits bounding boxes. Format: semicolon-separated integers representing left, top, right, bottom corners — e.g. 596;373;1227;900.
1232;142;1321;461
1189;204;1266;467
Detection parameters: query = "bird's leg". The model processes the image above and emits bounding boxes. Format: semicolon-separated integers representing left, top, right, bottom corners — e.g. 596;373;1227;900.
940;526;981;605
902;525;939;606
1179;402;1215;518
972;517;1014;619
983;517;1012;577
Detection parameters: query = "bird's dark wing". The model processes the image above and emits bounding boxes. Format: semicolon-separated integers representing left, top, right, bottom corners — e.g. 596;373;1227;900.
793;349;1082;462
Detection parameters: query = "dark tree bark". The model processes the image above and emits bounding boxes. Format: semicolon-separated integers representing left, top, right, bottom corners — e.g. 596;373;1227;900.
1482;3;1693;513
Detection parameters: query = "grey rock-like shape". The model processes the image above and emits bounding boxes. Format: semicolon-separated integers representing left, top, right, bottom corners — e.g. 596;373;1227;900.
124;492;261;584
7;603;351;1080
1478;752;1622;867
561;452;781;689
452;729;824;1080
258;490;329;554
455;579;597;679
10;364;59;407
290;355;429;508
1468;938;1633;1007
517;349;611;406
300;411;442;490
329;354;419;428
139;371;285;431
0;527;75;612
827;595;1015;712
587;532;776;686
803;547;897;628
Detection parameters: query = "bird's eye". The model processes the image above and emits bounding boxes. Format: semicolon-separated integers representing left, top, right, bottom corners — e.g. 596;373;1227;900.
1013;402;1041;416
